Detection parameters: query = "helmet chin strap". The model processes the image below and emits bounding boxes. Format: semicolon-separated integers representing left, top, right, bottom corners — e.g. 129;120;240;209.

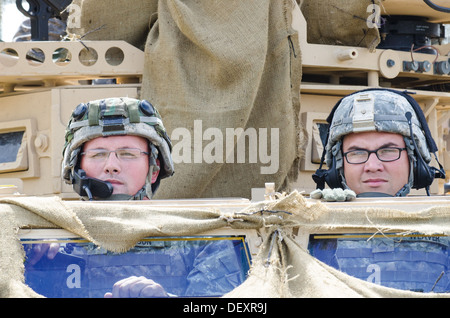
100;194;134;201
132;187;148;200
89;187;147;201
394;183;411;197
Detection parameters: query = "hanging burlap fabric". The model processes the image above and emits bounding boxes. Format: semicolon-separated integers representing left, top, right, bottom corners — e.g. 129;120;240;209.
300;0;381;51
2;193;450;298
141;0;302;199
67;0;158;50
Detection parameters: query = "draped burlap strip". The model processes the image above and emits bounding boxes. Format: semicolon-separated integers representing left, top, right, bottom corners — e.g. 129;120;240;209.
2;192;450;298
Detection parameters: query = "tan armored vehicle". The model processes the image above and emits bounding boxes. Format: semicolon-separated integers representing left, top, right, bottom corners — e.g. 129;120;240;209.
0;0;450;300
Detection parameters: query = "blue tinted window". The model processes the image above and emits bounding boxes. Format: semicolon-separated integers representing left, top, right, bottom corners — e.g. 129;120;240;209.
0;131;24;163
309;233;450;293
23;236;251;298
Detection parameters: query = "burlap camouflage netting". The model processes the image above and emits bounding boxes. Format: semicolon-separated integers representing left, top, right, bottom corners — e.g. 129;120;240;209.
1;193;450;298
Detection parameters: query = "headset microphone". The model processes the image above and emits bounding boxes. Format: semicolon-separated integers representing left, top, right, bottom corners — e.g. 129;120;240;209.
72;169;114;200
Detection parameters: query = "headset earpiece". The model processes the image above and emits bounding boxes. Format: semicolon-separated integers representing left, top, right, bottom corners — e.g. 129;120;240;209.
312;156;341;190
324;156;342;189
405;111;436;192
412;158;435;190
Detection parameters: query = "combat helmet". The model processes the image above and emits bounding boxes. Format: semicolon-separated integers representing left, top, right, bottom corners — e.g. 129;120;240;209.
62;97;174;200
313;88;445;196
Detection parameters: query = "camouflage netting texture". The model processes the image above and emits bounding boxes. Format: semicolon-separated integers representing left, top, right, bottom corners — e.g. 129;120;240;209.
1;192;450;298
68;0;303;199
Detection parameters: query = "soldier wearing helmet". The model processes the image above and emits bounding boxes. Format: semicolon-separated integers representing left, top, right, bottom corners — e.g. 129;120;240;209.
62;97;174;200
313;88;445;199
309;89;450;293
58;98;247;298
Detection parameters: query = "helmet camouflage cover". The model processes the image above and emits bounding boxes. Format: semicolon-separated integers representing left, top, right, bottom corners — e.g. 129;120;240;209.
62;97;174;199
325;89;432;195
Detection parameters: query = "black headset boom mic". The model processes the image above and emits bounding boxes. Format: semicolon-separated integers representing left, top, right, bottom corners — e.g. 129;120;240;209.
72;169;113;200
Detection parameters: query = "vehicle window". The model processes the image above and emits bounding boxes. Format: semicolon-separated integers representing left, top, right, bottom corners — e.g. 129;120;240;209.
22;236;251;298
309;233;450;293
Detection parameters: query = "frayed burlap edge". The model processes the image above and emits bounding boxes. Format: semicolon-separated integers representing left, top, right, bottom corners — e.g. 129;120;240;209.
2;192;450;298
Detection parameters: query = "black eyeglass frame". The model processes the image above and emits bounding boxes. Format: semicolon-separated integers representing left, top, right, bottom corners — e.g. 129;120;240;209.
80;148;150;161
343;147;407;164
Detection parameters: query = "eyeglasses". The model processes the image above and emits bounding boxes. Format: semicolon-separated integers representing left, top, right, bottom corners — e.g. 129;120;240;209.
343;147;407;164
81;148;149;161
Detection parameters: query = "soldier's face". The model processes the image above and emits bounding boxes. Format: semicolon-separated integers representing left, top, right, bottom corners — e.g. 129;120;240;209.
342;131;410;196
80;135;154;196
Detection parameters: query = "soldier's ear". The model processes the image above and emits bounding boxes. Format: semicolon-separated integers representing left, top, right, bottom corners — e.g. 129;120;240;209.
151;159;160;184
